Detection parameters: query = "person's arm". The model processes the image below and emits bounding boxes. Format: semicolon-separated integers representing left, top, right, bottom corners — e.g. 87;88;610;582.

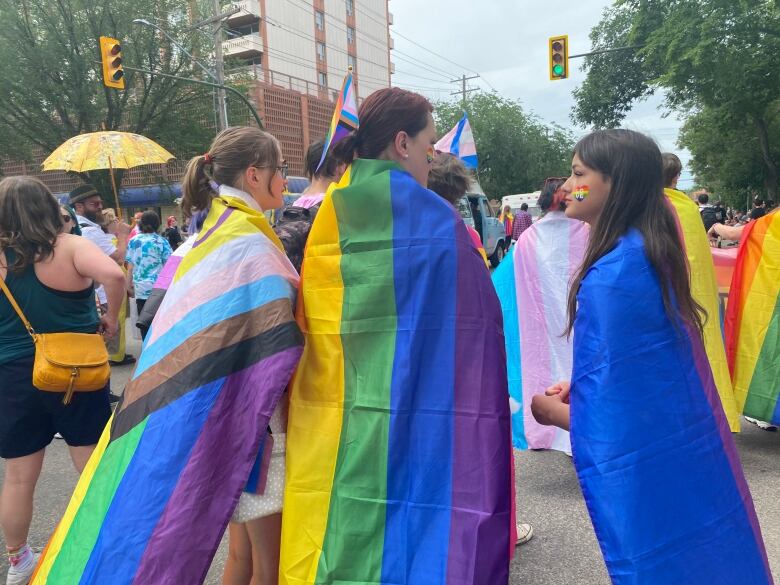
107;221;131;264
708;222;745;242
71;237;125;338
530;381;571;431
126;263;135;298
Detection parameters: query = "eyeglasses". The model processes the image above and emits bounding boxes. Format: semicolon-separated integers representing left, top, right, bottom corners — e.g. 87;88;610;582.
61;214;72;223
255;162;288;179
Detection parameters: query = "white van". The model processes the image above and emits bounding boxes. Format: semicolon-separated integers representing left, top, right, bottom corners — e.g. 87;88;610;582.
502;192;541;219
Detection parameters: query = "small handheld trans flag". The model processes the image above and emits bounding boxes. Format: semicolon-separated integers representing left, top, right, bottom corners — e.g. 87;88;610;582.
316;69;359;172
435;112;478;169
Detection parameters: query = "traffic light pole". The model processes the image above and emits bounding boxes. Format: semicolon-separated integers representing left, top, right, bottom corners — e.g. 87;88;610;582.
569;44;644;59
123;65;264;130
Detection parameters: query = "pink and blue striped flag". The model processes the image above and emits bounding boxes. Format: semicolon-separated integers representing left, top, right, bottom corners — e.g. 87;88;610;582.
435;112;478;168
316;71;359;172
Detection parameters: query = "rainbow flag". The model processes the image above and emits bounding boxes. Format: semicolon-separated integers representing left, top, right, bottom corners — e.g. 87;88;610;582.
665;188;740;430
316;71;358;172
33;195;304;585
725;210;780;423
280;159;512;584
435;112;478;168
571;229;771;584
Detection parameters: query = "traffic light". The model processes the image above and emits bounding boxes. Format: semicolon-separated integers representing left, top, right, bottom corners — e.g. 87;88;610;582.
548;35;569;80
99;36;125;89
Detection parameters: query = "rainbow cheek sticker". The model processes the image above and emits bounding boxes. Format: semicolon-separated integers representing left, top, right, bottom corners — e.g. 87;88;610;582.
426;146;435;164
573;185;589;201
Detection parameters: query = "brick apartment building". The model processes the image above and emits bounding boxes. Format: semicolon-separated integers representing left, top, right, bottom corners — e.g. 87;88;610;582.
0;0;393;218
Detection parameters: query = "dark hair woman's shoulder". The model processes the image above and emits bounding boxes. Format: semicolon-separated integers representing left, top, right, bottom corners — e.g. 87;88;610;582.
581;229;646;286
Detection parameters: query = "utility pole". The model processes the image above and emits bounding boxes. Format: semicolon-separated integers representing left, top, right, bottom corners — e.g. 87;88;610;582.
450;73;480;107
212;0;228;131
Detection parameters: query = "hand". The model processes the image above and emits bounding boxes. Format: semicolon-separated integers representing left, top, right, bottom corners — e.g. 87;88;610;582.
109;221;131;237
531;380;572;431
100;315;118;339
707;223;720;242
544;380;571;404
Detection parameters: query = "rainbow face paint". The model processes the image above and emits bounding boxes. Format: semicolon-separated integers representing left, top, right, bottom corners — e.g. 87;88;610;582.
426;146;435;164
573;185;589;201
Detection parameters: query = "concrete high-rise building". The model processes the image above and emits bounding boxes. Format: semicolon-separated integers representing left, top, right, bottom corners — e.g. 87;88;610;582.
223;0;393;100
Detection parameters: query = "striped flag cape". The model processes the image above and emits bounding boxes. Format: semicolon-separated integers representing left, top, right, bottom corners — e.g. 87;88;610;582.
280;159;512;585
725;210;780;423
665;188;740;431
571;229;771;584
316;70;359;172
32;194;304;585
493;211;588;452
435;112;478;168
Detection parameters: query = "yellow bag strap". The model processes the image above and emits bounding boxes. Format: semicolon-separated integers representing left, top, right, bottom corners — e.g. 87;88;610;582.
0;274;37;339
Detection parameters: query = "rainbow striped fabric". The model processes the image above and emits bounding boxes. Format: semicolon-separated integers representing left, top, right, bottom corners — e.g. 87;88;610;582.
32;195;303;585
571;229;771;584
316;71;358;172
726;210;780;423
665;188;740;430
280;159;512;585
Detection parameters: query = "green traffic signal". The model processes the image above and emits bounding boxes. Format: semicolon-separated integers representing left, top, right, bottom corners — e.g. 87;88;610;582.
552;64;565;76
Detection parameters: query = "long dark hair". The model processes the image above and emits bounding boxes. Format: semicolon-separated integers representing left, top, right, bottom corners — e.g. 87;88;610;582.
0;176;63;272
333;87;433;162
565;130;705;337
181;127;281;216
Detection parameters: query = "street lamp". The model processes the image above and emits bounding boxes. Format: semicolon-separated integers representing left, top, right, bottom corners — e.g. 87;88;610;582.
132;17;228;130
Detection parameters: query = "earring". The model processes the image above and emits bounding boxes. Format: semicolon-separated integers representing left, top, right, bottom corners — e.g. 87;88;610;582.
403;154;409;159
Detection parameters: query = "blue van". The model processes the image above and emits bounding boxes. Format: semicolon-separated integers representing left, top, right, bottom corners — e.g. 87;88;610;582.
458;192;508;267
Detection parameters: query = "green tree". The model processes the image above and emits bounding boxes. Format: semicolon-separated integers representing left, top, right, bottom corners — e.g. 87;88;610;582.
679;103;780;209
0;0;229;197
435;92;574;200
572;0;780;198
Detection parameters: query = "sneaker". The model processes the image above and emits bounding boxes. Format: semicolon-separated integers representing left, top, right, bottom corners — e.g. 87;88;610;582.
109;355;136;366
6;551;39;585
745;416;778;432
515;523;534;546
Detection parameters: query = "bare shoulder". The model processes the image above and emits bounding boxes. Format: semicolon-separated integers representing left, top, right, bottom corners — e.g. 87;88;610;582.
60;233;100;253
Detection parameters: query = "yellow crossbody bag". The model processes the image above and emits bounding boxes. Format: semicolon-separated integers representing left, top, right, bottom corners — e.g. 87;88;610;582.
0;276;110;405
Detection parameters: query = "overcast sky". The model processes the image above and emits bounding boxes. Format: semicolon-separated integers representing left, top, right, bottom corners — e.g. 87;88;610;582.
389;0;695;188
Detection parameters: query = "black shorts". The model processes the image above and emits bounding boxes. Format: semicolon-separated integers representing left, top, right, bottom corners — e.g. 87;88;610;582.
0;357;111;459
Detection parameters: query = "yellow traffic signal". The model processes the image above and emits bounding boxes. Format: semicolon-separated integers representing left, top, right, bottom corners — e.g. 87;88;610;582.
548;35;569;80
99;36;125;89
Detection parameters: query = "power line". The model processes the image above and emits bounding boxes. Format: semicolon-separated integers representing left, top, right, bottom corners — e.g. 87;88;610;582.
451;74;480;107
392;30;479;77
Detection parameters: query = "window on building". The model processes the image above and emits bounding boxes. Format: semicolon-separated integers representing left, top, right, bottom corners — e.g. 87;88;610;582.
245;55;262;66
231;22;259;37
317;42;326;61
346;0;354;16
348;54;357;72
347;26;355;45
315;11;324;31
318;71;327;88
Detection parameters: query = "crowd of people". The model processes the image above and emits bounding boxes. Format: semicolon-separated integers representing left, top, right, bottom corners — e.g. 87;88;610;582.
0;86;777;585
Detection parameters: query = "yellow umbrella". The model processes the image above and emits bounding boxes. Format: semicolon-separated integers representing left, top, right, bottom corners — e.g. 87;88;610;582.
42;131;175;218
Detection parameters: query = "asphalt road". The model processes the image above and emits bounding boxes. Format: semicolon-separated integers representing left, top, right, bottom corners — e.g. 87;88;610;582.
2;335;778;584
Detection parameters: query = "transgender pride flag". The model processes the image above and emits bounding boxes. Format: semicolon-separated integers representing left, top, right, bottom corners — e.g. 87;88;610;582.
435;112;478;168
